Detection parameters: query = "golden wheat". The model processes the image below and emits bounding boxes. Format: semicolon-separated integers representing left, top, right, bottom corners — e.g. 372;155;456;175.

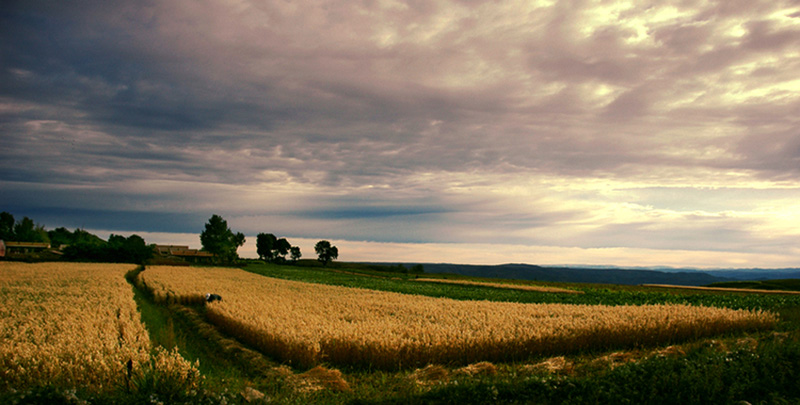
415;278;582;294
0;262;197;392
140;265;777;369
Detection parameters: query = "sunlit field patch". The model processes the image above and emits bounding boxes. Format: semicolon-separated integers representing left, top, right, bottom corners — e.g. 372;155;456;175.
414;277;582;294
643;284;800;295
0;262;198;393
139;266;777;369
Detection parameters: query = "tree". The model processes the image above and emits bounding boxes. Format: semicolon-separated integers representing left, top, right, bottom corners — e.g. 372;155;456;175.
0;212;15;241
274;238;291;262
48;227;73;248
13;216;49;243
257;234;293;263
108;234;153;264
200;214;245;263
62;232;153;263
314;240;338;266
290;246;302;262
72;228;104;245
256;233;277;261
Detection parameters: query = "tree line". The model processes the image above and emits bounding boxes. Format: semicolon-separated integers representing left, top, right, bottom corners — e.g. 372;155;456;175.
198;214;339;265
2;211;341;266
1;211;49;244
1;211;153;263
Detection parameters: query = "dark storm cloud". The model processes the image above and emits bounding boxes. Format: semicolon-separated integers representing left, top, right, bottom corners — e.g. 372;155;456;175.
2;205;202;234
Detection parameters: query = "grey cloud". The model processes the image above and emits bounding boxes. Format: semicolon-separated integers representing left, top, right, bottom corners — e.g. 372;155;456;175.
652;23;713;54
743;19;800;51
736;126;800;179
602;87;651;120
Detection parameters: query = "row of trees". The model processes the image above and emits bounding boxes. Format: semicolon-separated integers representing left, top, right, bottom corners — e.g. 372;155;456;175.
256;233;301;263
2;211;342;266
0;212;49;243
199;214;339;265
61;233;153;264
1;211;153;263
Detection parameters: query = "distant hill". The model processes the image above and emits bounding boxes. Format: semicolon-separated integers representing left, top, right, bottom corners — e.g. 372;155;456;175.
364;262;800;286
706;279;800;292
415;263;733;286
704;269;800;281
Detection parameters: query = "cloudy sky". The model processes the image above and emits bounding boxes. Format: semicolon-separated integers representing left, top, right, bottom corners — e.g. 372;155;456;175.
2;0;800;268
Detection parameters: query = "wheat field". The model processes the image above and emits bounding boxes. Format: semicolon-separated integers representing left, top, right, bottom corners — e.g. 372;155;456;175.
139;265;777;369
414;277;582;293
0;262;198;392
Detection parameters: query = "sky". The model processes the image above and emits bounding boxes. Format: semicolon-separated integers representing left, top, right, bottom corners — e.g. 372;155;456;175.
2;0;800;268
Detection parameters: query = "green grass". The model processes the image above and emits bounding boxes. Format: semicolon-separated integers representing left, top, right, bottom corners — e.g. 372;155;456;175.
399;334;800;405
707;278;800;292
131;286;248;382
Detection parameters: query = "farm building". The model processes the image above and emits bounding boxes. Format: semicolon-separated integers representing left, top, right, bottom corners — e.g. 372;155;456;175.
3;241;51;255
155;245;190;256
153;244;214;263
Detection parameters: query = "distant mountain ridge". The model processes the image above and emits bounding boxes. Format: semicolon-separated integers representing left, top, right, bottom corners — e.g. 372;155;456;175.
401;263;800;286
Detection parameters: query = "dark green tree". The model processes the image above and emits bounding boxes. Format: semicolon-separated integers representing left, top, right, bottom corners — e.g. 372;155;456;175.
200;214;245;263
48;227;74;248
290;246;302;262
257;233;295;263
256;233;277;261
108;234;153;264
63;232;152;263
13;216;49;243
274;238;291;262
0;211;15;241
314;240;338;266
62;241;107;262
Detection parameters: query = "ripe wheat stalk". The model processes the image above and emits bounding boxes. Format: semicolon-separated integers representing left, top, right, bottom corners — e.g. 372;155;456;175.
0;262;198;392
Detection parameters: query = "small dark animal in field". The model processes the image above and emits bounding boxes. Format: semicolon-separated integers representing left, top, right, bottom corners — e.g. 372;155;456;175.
206;293;222;302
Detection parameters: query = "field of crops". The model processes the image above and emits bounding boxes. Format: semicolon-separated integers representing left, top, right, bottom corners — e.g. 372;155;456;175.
414;277;582;294
0;262;198;394
139;265;777;369
244;263;800;310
